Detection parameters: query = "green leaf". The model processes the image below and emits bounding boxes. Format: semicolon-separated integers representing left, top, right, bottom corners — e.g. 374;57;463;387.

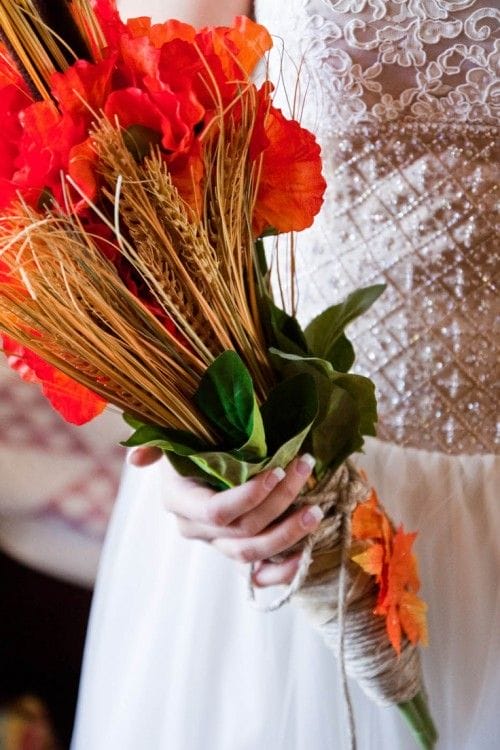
122;375;317;489
189;451;259;488
266;348;378;467
122;424;206;454
233;397;267;460
183;414;315;489
194;351;256;448
122;413;147;430
260;294;309;356
332;373;378;437
187;393;317;488
254;238;269;279
325;333;355;372
268;347;334;379
167;453;230;490
266;350;375;469
267;351;336;434
305;284;385;365
263;421;315;473
261;372;318;455
311;383;363;475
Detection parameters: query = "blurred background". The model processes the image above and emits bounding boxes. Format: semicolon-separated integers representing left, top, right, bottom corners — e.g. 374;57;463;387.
0;362;128;748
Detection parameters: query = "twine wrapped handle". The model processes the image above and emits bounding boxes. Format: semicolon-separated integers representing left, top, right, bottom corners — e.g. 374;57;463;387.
248;461;428;747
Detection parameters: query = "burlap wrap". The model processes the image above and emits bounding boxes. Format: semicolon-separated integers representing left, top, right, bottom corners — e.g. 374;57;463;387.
250;461;422;707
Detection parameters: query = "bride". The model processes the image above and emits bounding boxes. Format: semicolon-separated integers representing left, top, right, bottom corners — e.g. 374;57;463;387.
72;1;499;748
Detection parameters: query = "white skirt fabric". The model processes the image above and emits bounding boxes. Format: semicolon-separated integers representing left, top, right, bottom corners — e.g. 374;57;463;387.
72;439;500;750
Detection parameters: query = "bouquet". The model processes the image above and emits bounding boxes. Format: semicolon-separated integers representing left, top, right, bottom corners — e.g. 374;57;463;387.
0;1;436;746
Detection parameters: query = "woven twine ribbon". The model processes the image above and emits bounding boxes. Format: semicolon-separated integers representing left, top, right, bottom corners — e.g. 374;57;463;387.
248;461;422;750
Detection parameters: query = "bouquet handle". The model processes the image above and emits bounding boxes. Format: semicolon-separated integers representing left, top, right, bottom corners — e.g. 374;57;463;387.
248;461;437;749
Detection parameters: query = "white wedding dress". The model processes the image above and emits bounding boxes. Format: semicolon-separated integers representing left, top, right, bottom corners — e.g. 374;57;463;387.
72;2;500;748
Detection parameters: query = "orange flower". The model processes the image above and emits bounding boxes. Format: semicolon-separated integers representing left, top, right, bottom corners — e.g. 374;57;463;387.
3;336;107;425
250;98;326;236
126;17;196;48
199;16;272;78
351;489;428;654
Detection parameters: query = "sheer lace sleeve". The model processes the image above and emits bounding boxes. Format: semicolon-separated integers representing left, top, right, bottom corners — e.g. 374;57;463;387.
256;0;499;131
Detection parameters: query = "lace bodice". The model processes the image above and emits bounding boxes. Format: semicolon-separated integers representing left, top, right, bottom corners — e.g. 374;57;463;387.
255;0;499;455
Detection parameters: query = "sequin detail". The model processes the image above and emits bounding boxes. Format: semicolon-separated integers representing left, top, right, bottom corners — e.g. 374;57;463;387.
256;1;499;455
294;122;499;454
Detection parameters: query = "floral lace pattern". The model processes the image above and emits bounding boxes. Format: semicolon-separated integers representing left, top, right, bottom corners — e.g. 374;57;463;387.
255;0;499;454
256;0;499;131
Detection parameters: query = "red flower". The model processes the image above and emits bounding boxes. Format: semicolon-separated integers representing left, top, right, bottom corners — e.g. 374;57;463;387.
145;19;196;48
91;0;127;51
2;336;107;425
0;52;33;209
250;95;326;236
156;37;228;113
197;16;272;79
51;57;115;125
104;87;163;133
67;138;100;206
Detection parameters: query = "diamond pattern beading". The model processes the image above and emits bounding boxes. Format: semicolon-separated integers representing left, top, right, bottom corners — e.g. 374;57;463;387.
280;122;499;455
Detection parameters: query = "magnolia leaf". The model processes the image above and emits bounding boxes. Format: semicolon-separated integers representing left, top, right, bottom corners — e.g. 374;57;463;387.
123;375;317;489
305;284;385;365
325;333;355;373
267;349;335;421
311;383;362;475
260;294;309;356
185;412;316;488
268;347;333;379
260;372;318;455
190;451;262;487
233;397;267;460
194;350;255;448
122;412;147;430
122;424;206;454
167;453;230;490
178;374;318;488
332;373;378;437
268;349;376;464
263;419;315;473
252;242;306;356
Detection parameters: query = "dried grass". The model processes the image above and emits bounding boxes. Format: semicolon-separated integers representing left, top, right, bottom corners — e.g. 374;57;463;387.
0;0;104;99
0;1;289;440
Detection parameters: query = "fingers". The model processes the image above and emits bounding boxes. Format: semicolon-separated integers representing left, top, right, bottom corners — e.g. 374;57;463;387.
198;466;288;527
164;466;284;526
173;454;316;540
232;454;315;537
252;554;302;587
212;503;323;563
128;446;163;467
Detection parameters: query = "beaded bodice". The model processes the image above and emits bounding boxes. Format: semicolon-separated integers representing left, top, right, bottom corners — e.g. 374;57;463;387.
255;0;499;455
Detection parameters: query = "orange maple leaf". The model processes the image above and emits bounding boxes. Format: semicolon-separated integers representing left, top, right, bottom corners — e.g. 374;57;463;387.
351;542;384;578
351;489;428;654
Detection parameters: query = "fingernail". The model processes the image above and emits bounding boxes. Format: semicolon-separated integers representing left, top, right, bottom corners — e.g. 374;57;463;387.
301;505;323;528
296;453;315;476
127;449;139;465
264;466;286;490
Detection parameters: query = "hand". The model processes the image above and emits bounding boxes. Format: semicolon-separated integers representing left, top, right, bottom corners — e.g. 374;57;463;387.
129;448;323;587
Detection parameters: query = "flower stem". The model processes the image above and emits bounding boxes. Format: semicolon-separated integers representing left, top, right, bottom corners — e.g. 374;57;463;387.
398;691;438;749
